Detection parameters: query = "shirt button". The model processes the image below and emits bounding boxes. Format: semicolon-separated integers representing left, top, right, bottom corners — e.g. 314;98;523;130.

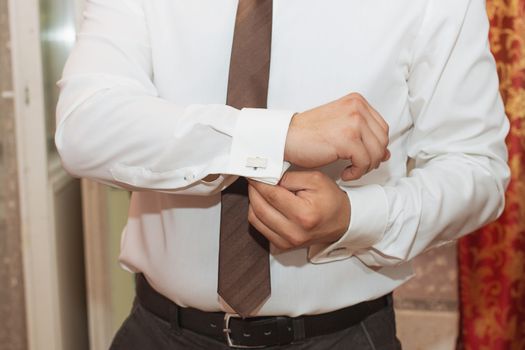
183;172;195;182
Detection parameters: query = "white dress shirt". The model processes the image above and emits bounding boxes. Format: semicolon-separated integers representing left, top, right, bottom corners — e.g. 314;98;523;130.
56;0;510;316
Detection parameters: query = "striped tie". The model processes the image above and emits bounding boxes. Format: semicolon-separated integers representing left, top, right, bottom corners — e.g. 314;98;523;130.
217;0;273;318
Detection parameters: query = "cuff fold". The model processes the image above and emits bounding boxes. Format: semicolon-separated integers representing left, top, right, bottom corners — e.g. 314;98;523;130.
229;108;294;185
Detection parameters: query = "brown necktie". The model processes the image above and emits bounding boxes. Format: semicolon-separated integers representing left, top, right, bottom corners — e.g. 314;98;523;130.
218;0;273;318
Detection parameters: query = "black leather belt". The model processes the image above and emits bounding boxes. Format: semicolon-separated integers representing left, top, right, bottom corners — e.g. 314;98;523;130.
136;274;390;348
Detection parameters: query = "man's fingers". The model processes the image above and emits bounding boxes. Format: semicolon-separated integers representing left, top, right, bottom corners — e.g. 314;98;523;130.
344;93;388;133
341;138;371;181
248;184;300;237
384;149;391;161
248;180;304;217
354;102;389;159
248;206;293;250
365;102;389;134
364;103;391;161
248;185;314;248
345;93;390;166
352;93;389;133
363;108;389;150
360;125;385;170
252;174;333;239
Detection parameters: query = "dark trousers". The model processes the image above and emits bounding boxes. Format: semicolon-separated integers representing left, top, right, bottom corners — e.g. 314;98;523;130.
109;297;402;350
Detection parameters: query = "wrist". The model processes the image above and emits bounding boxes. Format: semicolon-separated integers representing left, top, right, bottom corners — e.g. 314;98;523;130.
338;189;351;240
284;113;300;163
328;189;351;243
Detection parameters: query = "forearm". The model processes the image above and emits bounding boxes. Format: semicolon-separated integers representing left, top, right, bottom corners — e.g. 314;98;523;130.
56;77;293;194
56;78;233;193
56;0;294;195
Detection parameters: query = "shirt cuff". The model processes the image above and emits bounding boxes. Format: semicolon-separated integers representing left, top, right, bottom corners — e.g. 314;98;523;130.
229;108;295;185
307;184;389;264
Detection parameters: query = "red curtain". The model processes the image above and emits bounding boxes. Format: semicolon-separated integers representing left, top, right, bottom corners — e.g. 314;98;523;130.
458;0;525;349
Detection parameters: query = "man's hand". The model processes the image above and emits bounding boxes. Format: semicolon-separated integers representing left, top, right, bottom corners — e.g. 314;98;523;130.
285;93;390;181
247;171;350;251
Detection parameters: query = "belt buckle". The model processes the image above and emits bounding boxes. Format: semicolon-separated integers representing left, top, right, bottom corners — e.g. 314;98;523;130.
223;313;265;349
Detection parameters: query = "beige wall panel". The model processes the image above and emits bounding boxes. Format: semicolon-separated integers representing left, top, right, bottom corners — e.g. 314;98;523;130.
395;243;459;349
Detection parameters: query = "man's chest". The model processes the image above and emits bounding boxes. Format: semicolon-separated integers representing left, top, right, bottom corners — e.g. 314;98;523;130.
143;0;426;114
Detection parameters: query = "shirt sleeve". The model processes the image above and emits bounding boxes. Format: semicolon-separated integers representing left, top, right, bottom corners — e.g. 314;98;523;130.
55;0;294;196
309;0;510;265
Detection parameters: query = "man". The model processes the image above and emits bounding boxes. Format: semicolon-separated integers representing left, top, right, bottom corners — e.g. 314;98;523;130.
56;0;509;349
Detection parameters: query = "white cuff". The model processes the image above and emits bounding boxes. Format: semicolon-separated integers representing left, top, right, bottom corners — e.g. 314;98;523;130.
229;108;294;185
308;185;389;264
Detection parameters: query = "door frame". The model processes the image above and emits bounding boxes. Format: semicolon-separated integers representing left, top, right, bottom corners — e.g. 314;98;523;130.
9;0;85;348
81;180;115;349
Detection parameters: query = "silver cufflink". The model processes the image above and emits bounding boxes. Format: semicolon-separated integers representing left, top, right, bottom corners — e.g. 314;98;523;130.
246;157;267;169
